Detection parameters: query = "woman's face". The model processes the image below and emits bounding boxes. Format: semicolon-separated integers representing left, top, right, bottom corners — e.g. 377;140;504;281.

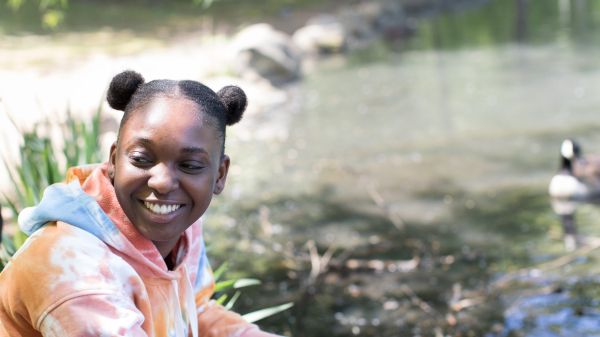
109;96;229;257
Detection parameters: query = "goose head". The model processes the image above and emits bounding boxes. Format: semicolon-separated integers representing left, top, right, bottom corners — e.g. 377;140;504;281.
560;139;581;171
561;139;581;160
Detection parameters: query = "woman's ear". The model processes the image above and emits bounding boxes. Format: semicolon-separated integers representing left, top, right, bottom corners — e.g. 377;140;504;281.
108;142;117;183
213;155;230;195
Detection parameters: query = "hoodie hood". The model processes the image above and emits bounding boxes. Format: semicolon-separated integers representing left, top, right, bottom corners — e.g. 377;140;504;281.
18;163;203;280
19;179;122;246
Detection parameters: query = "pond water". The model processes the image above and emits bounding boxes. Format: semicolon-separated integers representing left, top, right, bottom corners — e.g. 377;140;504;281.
206;1;600;336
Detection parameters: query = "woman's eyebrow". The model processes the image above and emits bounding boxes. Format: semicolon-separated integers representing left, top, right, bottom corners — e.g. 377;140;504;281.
126;137;153;148
181;147;209;155
129;138;207;153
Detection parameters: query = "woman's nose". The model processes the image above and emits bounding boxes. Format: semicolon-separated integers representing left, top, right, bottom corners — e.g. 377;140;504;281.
147;163;179;194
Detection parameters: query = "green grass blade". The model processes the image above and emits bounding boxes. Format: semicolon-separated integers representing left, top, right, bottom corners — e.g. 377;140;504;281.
225;291;241;310
64;107;81;168
17;156;39;205
12;231;28;250
0;242;15;271
215;293;228;305
213;262;228;282
2;233;15;255
214;279;236;293
88;103;102;163
233;278;261;289
242;302;294;323
2;160;27;209
43;139;61;184
1;193;19;219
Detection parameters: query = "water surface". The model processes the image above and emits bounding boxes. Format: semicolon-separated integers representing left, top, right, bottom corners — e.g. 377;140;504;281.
207;1;600;336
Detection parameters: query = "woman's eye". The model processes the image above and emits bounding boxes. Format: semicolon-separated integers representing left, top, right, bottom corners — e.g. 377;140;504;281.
180;162;204;172
129;153;151;165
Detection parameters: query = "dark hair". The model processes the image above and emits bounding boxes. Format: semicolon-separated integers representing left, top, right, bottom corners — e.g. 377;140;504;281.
106;70;247;152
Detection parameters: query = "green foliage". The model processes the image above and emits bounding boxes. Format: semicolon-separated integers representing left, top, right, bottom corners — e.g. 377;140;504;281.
0;226;17;272
41;9;65;29
4;0;219;30
212;263;293;323
242;302;294;324
6;0;68;29
0;106;102;269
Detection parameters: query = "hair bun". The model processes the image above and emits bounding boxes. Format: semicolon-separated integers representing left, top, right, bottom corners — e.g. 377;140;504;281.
217;85;247;126
107;70;145;111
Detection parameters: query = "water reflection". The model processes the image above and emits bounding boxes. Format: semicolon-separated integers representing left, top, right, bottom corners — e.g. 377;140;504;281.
407;0;600;50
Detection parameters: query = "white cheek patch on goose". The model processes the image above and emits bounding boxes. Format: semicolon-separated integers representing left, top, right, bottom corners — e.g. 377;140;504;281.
561;140;575;159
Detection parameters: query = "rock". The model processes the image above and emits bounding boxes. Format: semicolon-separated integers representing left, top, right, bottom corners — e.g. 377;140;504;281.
292;15;346;55
230;23;302;84
338;1;416;48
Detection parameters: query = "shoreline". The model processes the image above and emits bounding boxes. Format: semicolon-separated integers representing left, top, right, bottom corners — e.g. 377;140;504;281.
0;0;491;210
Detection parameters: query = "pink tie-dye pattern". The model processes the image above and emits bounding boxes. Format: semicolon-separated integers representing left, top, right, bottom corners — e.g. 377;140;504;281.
0;164;281;337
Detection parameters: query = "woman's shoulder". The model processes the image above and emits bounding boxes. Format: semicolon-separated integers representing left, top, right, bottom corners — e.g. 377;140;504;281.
0;222;146;334
0;222;140;311
6;221;127;272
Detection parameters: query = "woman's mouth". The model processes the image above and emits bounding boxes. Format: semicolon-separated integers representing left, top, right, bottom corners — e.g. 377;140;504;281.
143;201;183;215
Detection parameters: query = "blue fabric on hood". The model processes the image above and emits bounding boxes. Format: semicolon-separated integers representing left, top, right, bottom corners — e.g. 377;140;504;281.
18;181;121;246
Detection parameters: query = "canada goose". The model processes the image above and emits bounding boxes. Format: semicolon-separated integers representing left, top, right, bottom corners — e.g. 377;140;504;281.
548;139;600;250
549;139;600;201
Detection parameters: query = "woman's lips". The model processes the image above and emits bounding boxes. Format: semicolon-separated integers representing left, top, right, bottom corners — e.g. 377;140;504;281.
143;201;183;215
138;199;186;223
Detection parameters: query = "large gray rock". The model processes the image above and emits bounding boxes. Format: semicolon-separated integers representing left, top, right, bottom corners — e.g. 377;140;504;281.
231;23;302;84
292;15;346;55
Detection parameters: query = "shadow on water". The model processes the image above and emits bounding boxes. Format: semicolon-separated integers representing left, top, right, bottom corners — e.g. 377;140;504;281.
206;182;564;337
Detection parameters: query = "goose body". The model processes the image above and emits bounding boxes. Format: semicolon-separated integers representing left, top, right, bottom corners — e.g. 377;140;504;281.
548;173;589;201
548;139;600;250
548;139;600;202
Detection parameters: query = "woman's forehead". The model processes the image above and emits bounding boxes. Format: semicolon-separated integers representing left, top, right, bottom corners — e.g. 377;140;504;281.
124;97;206;128
121;97;218;144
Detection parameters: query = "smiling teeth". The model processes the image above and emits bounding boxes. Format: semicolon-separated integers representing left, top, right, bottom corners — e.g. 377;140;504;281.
144;202;182;215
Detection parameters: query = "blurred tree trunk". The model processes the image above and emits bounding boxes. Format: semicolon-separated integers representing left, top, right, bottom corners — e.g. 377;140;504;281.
515;0;528;42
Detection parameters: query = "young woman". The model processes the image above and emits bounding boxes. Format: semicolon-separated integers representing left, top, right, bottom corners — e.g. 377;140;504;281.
0;70;282;337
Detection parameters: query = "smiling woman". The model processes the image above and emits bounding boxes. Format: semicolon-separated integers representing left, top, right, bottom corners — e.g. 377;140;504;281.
0;70;282;337
110;96;226;259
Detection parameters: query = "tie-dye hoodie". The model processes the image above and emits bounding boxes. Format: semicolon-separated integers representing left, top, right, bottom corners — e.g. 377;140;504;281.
0;163;280;337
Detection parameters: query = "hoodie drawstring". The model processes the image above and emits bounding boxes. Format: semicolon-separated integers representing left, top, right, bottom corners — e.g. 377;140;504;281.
174;265;198;337
171;279;185;336
184;264;199;337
